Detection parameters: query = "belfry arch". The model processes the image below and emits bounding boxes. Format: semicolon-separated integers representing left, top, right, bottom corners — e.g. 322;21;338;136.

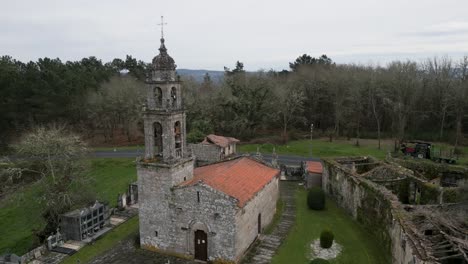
154;122;163;156
174;121;182;157
171;87;177;108
154;87;163;107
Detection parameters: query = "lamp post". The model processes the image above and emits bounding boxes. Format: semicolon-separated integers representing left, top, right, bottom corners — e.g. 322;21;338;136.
310;123;314;158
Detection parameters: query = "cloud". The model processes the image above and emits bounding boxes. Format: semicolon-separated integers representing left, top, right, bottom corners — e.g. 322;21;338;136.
403;21;468;37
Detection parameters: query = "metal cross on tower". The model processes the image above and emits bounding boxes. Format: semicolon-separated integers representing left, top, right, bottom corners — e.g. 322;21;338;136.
157;16;167;38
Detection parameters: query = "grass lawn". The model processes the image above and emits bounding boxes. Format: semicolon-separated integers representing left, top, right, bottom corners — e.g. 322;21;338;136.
89;158;138;208
92;145;143;152
264;198;284;235
239;138;468;165
0;158;137;256
239;138;392;160
272;189;390;264
61;216;139;264
0;183;44;256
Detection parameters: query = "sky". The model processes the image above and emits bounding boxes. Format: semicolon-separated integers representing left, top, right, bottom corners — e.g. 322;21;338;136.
2;0;468;71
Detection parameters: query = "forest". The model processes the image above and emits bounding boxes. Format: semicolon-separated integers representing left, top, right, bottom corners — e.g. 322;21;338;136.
1;54;467;151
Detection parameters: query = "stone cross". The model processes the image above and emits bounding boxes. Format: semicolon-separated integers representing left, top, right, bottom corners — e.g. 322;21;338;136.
157;16;167;38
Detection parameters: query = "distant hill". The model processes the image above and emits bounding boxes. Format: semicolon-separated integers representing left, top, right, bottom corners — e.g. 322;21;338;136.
177;69;225;83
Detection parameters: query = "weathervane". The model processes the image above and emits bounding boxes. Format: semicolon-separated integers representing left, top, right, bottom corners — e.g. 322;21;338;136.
157;16;167;38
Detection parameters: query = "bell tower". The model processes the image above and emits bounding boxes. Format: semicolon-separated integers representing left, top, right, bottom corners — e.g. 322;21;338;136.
143;36;187;162
138;20;194;252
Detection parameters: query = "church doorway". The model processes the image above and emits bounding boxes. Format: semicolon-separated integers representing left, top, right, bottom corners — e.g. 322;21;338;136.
194;230;207;261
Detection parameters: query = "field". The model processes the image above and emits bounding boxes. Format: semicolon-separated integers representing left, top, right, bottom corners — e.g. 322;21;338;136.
239;138;468;165
272;189;390;264
0;158;137;256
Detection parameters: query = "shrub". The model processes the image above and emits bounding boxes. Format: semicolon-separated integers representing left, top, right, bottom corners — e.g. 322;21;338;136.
310;258;329;264
187;129;205;143
320;229;334;249
307;187;325;210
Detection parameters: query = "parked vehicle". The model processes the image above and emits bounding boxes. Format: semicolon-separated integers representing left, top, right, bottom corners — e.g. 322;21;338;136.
400;141;456;164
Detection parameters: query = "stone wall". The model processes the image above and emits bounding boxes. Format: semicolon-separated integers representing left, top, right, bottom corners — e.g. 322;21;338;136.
138;158;244;262
138;158;194;256
190;143;221;164
322;158;437;264
20;245;46;263
172;184;238;261
234;176;279;261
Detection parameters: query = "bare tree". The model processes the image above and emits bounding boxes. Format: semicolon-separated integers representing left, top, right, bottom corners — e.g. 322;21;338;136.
369;69;385;149
327;66;350;140
422;57;454;140
275;81;305;143
453;56;468;152
11;125;95;240
384;61;421;144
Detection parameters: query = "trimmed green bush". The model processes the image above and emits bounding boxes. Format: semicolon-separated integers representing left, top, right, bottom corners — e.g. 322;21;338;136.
320;229;334;249
310;258;329;264
307;187;325;210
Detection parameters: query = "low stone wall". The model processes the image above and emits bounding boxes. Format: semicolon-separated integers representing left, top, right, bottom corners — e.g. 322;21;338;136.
21;244;46;263
322;158;437;264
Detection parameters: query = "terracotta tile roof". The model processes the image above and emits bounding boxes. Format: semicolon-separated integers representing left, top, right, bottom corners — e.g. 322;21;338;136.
306;161;323;174
202;134;240;148
180;157;279;207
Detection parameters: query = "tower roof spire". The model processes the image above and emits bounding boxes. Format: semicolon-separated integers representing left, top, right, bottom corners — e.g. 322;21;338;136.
152;16;176;72
157;16;167;39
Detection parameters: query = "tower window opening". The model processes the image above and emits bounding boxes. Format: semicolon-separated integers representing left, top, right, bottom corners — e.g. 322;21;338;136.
174;121;182;157
155;87;162;107
197;191;200;203
171;87;177;108
154;122;163;156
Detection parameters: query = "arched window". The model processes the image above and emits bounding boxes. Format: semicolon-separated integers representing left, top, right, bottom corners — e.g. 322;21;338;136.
154;87;162;107
174;121;181;157
154;122;163;156
258;213;262;234
171;87;177;108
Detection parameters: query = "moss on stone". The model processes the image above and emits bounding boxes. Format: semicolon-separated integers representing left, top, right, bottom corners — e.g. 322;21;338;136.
442;188;461;203
419;183;440;204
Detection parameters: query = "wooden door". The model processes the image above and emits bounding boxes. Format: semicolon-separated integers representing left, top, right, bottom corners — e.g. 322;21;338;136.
194;230;207;261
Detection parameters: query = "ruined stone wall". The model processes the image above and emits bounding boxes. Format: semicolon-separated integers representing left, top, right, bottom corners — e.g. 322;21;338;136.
234;176;279;261
190;143;221;164
322;159;437;264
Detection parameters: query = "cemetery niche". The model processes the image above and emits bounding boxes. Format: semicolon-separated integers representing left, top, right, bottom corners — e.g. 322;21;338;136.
60;201;110;241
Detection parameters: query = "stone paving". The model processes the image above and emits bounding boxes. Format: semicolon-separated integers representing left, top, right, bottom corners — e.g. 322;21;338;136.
241;181;298;264
88;239;198;264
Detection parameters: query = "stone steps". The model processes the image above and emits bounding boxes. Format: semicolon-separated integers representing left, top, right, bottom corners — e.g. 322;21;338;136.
241;182;298;264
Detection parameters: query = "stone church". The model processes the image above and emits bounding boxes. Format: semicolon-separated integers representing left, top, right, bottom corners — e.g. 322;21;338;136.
137;36;280;263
